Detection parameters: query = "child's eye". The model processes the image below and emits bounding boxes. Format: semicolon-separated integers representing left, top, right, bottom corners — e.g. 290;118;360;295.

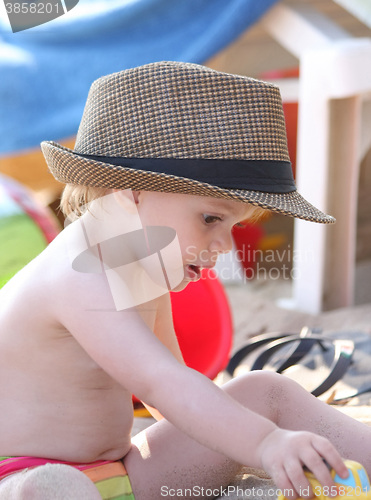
203;215;222;224
234;222;246;229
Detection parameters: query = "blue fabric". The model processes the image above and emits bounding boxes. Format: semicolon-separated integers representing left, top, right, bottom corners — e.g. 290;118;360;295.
0;0;279;154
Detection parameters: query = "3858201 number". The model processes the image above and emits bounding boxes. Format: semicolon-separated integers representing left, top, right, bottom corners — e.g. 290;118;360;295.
314;484;367;498
5;3;60;15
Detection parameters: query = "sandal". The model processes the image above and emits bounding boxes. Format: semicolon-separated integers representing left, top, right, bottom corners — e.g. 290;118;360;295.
226;327;355;399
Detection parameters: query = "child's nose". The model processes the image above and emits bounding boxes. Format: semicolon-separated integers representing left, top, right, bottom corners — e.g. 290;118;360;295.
209;232;233;254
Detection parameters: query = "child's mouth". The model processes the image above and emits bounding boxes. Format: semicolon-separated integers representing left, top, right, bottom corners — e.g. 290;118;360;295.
185;264;201;281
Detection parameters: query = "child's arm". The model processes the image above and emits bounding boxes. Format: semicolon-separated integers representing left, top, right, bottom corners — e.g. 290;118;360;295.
54;270;347;496
138;293;186;421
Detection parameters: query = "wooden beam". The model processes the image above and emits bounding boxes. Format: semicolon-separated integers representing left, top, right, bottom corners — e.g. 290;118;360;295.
261;3;351;58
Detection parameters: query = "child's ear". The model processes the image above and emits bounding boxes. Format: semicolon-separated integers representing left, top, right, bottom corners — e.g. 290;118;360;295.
131;191;141;204
112;189;141;204
111;189;140;213
112;189;140;205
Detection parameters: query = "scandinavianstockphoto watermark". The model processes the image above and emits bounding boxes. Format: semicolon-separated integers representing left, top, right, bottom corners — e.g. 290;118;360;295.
160;484;307;498
161;483;369;498
4;0;79;33
188;244;315;283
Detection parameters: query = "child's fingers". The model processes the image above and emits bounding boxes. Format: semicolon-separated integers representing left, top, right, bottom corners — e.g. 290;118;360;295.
297;438;349;498
312;437;349;479
300;452;334;495
271;465;300;500
260;430;348;499
283;461;313;499
268;459;312;500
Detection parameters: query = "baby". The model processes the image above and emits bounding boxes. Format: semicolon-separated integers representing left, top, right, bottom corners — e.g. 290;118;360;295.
0;61;370;500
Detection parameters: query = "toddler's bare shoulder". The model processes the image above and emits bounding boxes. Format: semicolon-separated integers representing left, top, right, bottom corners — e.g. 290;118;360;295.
43;231;115;313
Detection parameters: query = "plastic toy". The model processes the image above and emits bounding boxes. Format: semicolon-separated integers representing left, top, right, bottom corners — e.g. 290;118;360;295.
0;174;60;288
278;460;371;500
170;268;233;380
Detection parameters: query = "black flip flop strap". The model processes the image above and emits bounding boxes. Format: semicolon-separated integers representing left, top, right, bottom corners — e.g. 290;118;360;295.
251;334;326;371
312;340;354;397
250;335;354;397
274;327;324;373
225;332;295;376
226;327;316;377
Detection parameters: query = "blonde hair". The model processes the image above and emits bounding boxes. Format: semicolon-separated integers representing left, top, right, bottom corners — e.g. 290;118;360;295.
248;205;270;224
60;184;110;218
60;184;270;224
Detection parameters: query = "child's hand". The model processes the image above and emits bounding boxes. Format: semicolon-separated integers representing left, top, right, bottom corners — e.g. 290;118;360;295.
257;429;349;499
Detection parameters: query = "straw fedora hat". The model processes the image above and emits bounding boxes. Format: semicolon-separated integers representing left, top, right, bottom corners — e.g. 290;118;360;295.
41;61;334;223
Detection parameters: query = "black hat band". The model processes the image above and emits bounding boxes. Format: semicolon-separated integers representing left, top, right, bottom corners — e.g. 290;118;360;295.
78;154;296;194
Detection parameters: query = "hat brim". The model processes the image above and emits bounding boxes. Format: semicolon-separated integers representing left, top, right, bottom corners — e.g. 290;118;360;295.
41;141;335;224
